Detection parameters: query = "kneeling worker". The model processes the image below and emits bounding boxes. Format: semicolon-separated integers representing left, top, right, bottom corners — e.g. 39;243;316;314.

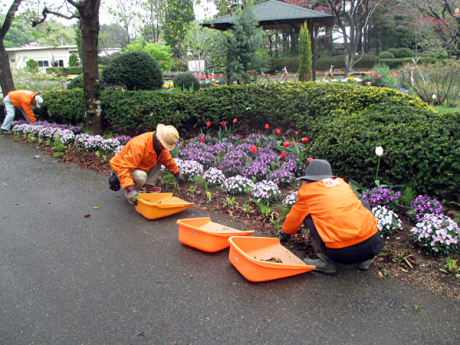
110;124;186;204
279;159;384;274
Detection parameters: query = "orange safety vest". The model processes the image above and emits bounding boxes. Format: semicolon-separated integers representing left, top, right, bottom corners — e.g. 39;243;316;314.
282;178;378;249
110;132;179;190
8;90;37;122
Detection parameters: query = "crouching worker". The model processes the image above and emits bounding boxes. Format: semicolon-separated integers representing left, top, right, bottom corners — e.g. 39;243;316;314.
1;90;43;135
109;124;186;204
279;159;384;274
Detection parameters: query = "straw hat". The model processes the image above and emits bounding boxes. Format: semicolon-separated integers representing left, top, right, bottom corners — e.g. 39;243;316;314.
297;159;336;181
156;124;179;150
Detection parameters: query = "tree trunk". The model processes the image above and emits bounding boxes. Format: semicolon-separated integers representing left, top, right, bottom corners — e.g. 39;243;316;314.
0;39;15;97
79;0;102;134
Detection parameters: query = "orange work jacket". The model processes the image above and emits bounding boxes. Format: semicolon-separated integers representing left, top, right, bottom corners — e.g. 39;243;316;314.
8;90;37;122
110;132;179;190
282;178;378;249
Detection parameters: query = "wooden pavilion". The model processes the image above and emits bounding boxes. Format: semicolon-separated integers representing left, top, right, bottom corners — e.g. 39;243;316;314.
200;0;334;82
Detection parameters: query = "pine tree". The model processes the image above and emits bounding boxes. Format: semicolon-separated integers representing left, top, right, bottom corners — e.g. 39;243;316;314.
223;5;264;84
298;22;312;82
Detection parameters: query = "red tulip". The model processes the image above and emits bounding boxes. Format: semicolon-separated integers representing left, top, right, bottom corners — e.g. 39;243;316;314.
206;121;211;127
181;142;184;146
307;157;313;163
220;121;226;127
290;141;295;146
251;146;257;153
302;137;309;144
276;128;281;134
265;124;269;129
283;142;289;147
233;118;237;123
200;137;205;143
280;153;287;158
295;131;298;135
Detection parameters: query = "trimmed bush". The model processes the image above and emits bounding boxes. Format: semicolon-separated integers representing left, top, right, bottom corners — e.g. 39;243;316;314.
387;48;399;56
173;72;200;91
379;51;395;59
379;57;437;69
46;67;83;75
67;75;84;90
395;47;414;58
102;51;163;90
316;54;378;71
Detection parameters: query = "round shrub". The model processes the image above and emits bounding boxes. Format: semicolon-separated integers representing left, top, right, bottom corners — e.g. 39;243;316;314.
395;47;414;58
173;72;200;91
387;48;399;56
102;51;163;90
379;51;395;59
302;103;460;197
67;74;84;89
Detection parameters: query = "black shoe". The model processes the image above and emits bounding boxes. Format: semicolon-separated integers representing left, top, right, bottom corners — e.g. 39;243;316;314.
1;129;10;135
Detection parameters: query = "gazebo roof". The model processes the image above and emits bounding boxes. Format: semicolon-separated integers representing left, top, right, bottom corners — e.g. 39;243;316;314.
201;0;334;30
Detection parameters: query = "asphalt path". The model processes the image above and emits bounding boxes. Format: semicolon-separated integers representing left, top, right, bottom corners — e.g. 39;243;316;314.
1;136;459;345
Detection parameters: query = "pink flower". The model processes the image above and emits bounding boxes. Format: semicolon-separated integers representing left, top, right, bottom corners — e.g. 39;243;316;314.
316;71;319;74
293;74;296;77
349;72;352;75
307;157;313;163
200;137;205;143
233;118;237;123
219;74;223;77
295;131;298;135
376;74;381;79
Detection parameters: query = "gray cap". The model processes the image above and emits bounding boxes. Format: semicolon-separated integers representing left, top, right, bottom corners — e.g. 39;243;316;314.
297;159;335;181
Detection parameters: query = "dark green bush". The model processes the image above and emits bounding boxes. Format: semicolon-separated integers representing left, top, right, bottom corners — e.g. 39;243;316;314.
379;51;395;59
42;89;85;125
303;106;460;196
283;56;299;73
67;75;84;89
173;72;200;91
46;67;83;75
316;54;378;71
387;48;399;56
102;51;164;90
379;57;437;69
395;47;414;58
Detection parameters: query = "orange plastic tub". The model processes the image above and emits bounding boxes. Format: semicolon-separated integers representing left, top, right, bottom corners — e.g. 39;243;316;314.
228;236;315;282
177;217;255;252
135;193;194;220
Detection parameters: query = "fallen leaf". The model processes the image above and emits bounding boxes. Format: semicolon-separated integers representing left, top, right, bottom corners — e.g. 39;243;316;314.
84;214;91;218
34;156;40;158
137;332;145;337
161;322;165;326
190;274;193;278
3;183;7;186
93;206;99;209
378;272;385;278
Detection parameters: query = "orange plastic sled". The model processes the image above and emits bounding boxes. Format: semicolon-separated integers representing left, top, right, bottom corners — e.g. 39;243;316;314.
177;217;255;252
228;236;316;282
135;193;194;220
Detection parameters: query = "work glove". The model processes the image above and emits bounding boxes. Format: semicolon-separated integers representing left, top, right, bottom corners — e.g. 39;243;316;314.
174;171;186;184
278;230;291;243
126;185;139;205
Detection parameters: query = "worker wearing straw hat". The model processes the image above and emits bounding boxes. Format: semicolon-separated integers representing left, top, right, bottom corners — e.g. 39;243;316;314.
109;124;186;204
279;159;384;274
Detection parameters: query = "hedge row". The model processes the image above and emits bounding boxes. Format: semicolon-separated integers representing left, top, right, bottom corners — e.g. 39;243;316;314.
315;54;379;71
40;83;432;136
46;67;83;75
378;57;437;69
38;83;458;196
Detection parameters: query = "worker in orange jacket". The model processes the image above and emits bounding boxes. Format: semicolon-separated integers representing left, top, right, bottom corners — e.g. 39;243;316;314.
1;90;43;135
279;159;384;274
109;124;186;204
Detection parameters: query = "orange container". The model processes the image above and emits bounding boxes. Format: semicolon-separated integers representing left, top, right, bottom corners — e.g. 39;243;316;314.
228;236;315;282
177;217;254;252
135;193;194;220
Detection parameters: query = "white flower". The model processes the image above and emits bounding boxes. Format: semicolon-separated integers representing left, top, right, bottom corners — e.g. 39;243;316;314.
375;146;384;157
432;94;436;99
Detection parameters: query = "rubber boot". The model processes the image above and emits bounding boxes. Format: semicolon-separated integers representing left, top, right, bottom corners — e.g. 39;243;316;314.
357;257;374;270
303;254;337;274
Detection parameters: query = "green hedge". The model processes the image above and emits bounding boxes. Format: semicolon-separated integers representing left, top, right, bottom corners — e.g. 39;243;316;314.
303;106;460;196
46;67;83;75
39;83;460;196
315;54;379;71
378;57;437;69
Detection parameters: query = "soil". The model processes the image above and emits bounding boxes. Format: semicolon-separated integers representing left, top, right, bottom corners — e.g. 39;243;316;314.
11;136;460;301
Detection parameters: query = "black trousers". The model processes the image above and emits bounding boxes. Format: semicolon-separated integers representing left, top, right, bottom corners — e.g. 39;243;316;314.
303;201;384;265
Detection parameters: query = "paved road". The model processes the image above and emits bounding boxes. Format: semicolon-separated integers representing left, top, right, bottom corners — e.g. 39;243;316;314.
1;136;459;345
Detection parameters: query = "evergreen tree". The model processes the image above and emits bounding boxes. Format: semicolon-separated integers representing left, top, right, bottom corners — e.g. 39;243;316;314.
298;22;312;82
68;53;80;67
221;5;264;84
163;0;195;57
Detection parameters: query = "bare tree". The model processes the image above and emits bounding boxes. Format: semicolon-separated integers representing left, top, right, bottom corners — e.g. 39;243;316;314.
0;0;22;97
33;0;102;134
